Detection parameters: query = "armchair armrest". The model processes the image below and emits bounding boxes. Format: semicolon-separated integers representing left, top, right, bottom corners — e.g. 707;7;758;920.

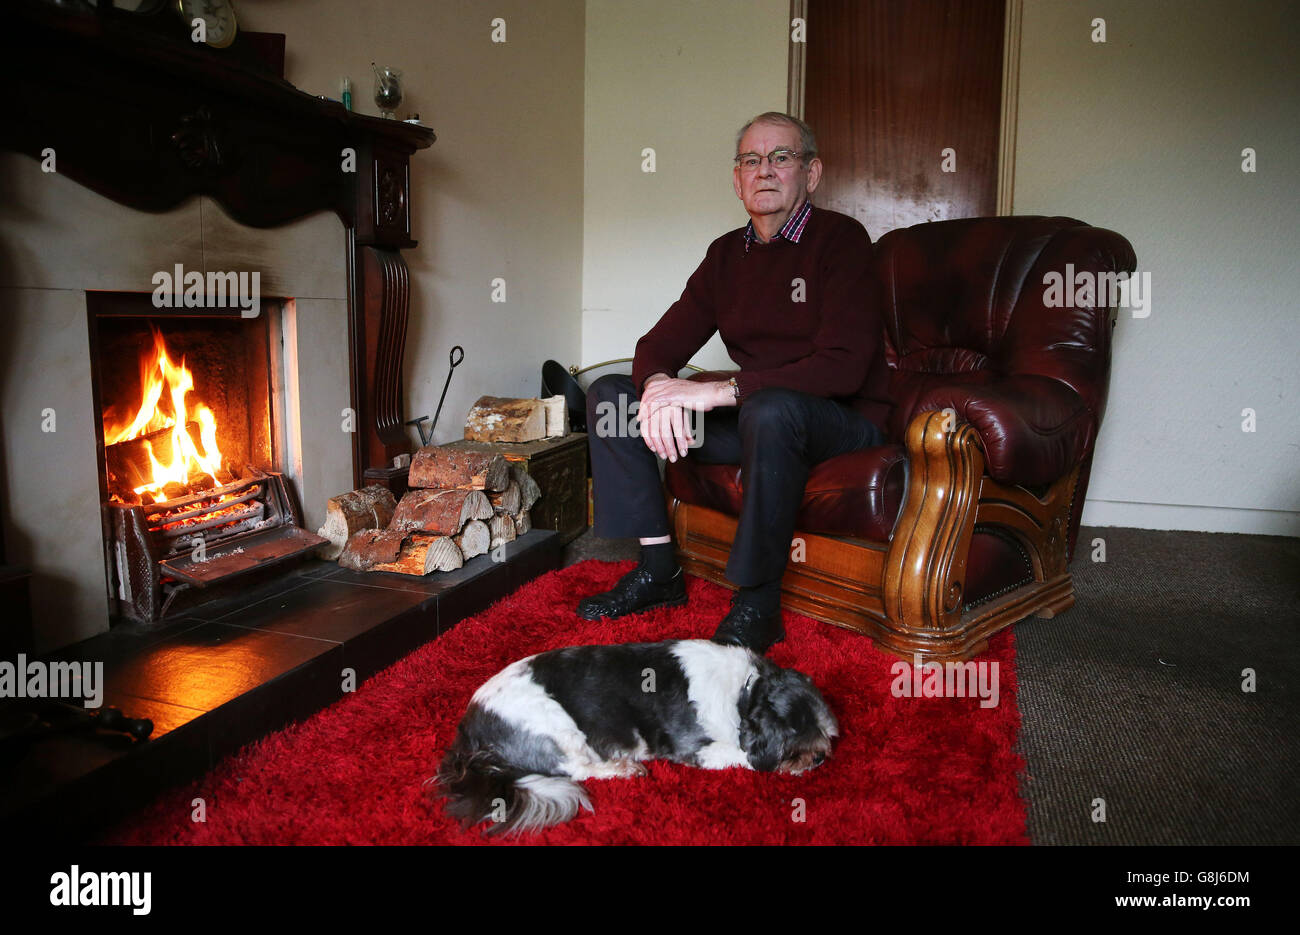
911;374;1095;487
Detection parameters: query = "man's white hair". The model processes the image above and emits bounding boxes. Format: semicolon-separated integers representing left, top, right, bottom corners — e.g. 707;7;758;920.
735;112;819;163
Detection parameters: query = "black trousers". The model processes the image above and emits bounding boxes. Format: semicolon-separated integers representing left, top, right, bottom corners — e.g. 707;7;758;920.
586;373;884;586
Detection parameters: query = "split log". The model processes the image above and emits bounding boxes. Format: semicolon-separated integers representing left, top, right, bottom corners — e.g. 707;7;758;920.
513;509;532;535
372;534;463;576
454;519;490;560
464;396;546;443
542;395;568;438
316;485;398;560
339;528;405;571
510;464;542;512
391;488;492;535
408;446;509;491
105;420;232;493
488;482;521;515
489;513;517;549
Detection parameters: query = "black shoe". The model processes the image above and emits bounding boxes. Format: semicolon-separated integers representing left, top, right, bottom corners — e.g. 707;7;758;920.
710;594;785;654
577;566;687;620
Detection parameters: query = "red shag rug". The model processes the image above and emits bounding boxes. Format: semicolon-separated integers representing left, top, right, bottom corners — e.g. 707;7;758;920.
101;561;1028;845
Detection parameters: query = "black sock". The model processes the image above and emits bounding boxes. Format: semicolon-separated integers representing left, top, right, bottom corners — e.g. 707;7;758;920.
639;541;679;582
737;579;781;616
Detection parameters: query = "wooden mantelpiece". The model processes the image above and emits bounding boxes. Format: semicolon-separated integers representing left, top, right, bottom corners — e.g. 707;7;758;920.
0;1;435;490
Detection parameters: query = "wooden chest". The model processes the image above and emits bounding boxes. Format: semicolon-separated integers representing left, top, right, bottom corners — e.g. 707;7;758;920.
443;434;589;544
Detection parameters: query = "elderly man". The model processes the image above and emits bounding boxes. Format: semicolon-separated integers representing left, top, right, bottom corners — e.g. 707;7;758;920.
578;112;890;653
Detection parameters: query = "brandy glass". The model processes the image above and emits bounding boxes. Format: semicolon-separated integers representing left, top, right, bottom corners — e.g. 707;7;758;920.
372;65;403;119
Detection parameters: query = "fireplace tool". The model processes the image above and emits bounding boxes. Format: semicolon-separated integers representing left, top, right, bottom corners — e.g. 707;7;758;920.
406;344;464;445
0;700;153;769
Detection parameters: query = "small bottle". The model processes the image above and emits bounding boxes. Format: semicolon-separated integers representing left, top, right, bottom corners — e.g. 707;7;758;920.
341;77;352;112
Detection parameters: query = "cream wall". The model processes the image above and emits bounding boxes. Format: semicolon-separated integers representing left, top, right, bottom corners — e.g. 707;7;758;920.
1013;0;1300;535
582;0;790;374
241;0;586;446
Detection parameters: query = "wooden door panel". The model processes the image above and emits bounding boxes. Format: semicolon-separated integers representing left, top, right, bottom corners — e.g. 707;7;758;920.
804;0;1005;239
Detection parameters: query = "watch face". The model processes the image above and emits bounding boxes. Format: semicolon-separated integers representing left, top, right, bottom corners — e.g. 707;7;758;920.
178;0;237;49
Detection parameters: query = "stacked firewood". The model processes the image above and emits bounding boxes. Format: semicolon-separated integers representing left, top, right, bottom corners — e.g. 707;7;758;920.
315;447;541;576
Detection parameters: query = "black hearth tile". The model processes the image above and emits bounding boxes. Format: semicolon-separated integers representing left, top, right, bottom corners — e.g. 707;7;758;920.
44;616;210;670
290;558;347;581
217;577;433;645
97;621;339;715
338;602;439;686
436;532;562;636
325;565;462;598
168;563;321;622
202;643;349;766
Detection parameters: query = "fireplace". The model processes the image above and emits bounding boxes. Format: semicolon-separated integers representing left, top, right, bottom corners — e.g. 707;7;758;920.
2;3;433;651
87;293;325;624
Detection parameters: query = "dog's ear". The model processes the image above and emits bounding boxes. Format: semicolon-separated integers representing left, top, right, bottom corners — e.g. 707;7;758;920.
738;674;786;771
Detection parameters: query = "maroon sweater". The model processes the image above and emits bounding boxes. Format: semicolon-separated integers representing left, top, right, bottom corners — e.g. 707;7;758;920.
631;206;892;430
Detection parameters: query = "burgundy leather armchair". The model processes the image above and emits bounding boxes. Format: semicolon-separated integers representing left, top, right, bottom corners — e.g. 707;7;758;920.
664;216;1137;661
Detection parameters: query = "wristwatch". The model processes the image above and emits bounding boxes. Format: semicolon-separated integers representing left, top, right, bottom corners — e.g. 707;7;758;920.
727;376;740;400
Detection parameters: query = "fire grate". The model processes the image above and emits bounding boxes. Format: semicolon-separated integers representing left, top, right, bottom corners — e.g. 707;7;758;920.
104;469;325;624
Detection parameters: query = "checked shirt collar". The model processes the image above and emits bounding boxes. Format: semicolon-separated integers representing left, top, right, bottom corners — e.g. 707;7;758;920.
743;200;812;253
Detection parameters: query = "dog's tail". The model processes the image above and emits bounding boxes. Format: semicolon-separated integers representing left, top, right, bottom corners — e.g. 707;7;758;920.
435;744;592;836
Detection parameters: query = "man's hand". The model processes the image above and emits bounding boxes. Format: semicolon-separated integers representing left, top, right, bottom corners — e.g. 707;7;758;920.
640;375;731;412
638;374;733;461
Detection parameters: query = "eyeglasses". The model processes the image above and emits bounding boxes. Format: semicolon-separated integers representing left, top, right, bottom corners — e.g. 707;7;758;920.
734;149;805;171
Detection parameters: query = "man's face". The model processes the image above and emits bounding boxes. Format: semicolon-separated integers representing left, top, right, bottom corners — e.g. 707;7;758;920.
732;121;823;223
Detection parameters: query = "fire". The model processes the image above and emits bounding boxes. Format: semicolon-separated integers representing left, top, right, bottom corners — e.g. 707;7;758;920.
104;327;226;503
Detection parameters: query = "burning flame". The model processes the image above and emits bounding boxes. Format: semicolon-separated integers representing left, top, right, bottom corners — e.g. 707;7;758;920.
104;327;225;503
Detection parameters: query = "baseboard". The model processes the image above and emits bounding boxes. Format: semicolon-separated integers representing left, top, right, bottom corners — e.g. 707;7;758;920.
1080;499;1300;537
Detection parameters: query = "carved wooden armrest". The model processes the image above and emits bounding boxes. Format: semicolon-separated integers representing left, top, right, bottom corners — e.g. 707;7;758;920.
883;410;985;634
883;409;1082;635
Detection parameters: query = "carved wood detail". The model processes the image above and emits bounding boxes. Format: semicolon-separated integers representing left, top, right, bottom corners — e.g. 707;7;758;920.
882;411;985;633
357;247;412;470
975;466;1080;583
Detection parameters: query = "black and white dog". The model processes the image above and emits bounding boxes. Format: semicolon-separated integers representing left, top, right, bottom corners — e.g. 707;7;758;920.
435;639;838;835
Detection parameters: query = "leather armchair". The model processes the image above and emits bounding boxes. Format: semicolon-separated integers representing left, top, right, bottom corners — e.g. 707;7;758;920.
664;216;1137;662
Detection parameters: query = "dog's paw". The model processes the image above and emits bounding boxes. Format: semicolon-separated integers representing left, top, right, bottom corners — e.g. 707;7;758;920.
581;758;648;780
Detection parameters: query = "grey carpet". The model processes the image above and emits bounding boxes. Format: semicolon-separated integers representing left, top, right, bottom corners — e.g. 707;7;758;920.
563;524;1300;845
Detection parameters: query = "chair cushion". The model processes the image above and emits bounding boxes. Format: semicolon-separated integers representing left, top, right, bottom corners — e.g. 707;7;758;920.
665;444;908;542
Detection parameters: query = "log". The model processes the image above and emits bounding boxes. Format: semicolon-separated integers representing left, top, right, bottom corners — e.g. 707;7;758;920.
542;395;568;438
105;420;234;495
339;528;405;571
372;534;464;576
511;464;542;512
489;513;517;549
513;509;532;536
316;485;398;560
408;446;509;491
454;519;490;560
488;481;521;515
464;396;546;443
391;488;492;535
